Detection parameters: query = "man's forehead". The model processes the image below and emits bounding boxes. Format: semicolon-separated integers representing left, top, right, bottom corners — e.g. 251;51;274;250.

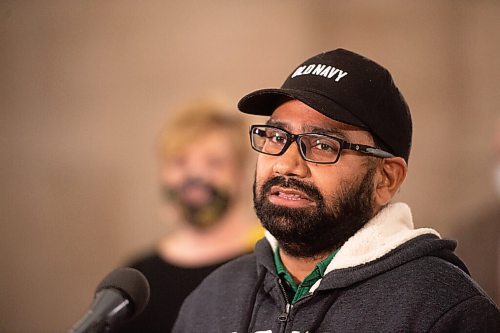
267;111;365;134
267;116;355;129
265;100;374;143
265;118;345;137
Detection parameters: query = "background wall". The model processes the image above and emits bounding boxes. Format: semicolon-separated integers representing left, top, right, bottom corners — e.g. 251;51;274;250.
1;1;499;332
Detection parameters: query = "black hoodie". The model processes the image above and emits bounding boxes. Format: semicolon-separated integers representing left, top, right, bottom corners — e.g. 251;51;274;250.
173;203;499;332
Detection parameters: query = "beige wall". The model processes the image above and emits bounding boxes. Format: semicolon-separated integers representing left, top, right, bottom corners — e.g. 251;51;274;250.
1;1;499;332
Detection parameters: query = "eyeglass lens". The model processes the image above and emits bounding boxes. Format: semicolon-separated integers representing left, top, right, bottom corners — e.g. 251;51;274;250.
251;126;341;163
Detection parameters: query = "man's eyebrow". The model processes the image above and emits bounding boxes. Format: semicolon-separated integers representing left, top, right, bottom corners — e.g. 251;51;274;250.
265;119;349;140
265;119;287;128
304;125;348;139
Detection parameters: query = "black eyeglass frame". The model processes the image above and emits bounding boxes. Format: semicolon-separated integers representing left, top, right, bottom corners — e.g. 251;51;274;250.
249;124;394;164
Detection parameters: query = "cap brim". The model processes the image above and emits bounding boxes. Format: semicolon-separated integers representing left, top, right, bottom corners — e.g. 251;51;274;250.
237;88;366;128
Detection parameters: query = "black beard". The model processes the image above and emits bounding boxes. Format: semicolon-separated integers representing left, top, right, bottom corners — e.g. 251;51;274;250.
253;168;376;258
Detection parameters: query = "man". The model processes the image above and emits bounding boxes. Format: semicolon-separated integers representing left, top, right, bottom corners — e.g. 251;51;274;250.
173;49;499;332
117;98;262;333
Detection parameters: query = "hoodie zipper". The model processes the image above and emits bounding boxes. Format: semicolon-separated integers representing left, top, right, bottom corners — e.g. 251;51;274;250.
277;278;292;322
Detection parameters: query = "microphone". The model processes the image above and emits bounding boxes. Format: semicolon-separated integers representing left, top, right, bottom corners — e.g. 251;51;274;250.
68;267;150;333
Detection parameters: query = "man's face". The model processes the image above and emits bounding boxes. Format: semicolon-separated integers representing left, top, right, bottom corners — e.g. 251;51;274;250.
253;100;378;257
160;129;241;228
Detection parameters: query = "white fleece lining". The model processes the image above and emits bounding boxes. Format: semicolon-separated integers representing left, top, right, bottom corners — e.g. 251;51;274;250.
265;202;440;293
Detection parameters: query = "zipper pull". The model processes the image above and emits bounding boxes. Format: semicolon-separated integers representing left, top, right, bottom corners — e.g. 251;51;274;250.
278;303;291;322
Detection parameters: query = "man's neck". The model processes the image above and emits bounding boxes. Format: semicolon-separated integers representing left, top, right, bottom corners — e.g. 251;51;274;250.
279;250;331;284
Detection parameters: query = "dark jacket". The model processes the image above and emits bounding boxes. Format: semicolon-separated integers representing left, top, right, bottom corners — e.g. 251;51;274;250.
173;204;500;333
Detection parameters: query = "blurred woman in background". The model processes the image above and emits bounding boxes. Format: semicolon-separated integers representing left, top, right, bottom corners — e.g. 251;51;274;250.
118;97;263;332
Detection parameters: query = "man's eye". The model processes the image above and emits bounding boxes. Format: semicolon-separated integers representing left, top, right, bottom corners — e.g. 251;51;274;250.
270;133;286;143
312;140;338;153
314;143;333;151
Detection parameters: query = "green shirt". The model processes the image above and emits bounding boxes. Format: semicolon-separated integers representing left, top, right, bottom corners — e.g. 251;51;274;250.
274;247;339;304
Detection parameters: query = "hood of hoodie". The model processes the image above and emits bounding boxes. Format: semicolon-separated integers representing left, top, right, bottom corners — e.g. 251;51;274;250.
260;202;468;290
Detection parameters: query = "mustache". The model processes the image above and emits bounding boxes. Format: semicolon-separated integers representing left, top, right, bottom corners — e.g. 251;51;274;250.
258;175;324;203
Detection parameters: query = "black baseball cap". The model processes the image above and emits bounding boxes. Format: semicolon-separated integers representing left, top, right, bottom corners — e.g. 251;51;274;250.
238;48;412;163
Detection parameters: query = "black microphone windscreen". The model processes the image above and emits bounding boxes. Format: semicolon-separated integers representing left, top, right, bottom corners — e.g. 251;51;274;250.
96;267;150;319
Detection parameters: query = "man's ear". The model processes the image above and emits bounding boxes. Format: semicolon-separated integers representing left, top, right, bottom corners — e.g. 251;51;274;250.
373;157;408;206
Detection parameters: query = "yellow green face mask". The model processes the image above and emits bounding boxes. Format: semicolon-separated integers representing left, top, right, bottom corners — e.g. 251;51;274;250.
162;178;232;229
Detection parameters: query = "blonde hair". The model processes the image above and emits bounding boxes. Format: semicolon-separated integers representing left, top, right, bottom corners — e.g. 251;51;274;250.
157;97;250;168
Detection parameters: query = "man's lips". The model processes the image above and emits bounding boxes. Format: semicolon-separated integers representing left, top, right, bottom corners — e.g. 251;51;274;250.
267;186;316;207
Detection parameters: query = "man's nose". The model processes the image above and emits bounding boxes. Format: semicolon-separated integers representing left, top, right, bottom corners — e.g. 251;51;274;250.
271;141;310;178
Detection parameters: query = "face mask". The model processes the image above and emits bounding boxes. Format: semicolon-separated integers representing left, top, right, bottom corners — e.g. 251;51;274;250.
162;178;232;229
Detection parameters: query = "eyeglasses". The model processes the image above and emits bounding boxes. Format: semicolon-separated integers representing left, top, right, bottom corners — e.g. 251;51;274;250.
249;124;394;164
